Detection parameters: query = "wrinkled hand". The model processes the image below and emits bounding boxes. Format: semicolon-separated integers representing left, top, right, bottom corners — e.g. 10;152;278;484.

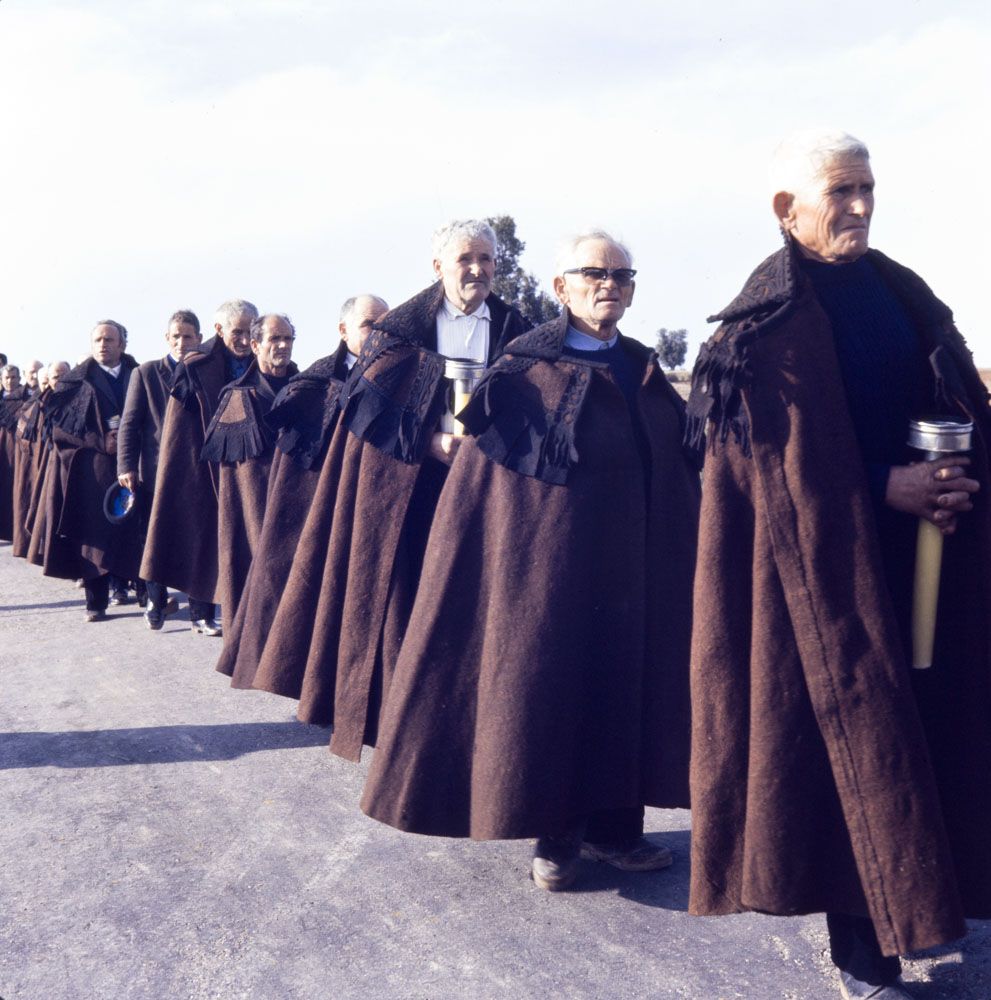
428;432;462;466
885;457;979;536
104;430;118;456
118;471;137;492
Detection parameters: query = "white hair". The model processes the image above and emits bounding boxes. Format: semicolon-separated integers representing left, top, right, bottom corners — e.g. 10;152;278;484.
213;299;259;331
339;294;390;325
553;230;633;278
431;219;498;262
769;129;870;197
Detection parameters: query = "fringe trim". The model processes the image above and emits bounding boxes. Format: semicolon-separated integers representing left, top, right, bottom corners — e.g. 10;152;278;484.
201;389;268;464
459;358;585;485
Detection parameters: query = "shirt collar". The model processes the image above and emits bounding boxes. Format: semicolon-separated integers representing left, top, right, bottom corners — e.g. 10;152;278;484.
99;362;124;378
564;325;618;351
441;297;491;322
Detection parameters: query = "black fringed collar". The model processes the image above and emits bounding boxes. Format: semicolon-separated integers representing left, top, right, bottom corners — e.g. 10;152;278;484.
686;240;974;459
501;310;652;367
374;281;520;355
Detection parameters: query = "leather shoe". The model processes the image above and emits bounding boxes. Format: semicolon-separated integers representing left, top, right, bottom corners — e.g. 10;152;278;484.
109;590;129;607
84;610;107;623
532;833;582;891
580;836;673;872
191;618;223;637
839;972;917;999
145;608;164;631
164;597;179;616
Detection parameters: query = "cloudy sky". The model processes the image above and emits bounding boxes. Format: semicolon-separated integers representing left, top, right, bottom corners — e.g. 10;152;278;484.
1;0;989;369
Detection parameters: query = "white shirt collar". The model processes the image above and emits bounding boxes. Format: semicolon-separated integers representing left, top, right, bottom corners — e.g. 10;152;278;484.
99;362;123;378
441;297;491;322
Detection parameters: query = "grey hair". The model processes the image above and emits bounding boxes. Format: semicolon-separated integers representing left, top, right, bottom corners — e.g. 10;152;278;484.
93;319;128;347
214;299;259;331
431;219;498;262
250;313;296;341
1;364;19;378
554;230;633;277
50;360;71;374
769;129;870;197
339;294;390;324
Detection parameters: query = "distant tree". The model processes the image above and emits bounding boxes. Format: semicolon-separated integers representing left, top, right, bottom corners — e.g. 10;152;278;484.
655;328;688;371
486;215;561;326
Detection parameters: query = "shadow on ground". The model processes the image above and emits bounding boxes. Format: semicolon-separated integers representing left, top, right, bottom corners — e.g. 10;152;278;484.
571;828;692;911
0;720;331;769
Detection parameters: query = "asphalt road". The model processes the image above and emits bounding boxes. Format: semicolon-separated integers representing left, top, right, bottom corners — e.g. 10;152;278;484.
1;543;989;1000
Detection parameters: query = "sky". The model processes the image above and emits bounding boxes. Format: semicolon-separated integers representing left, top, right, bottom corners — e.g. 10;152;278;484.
1;0;989;370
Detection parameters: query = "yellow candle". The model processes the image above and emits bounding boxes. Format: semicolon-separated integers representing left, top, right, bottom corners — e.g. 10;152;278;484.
912;518;943;669
452;388;472;436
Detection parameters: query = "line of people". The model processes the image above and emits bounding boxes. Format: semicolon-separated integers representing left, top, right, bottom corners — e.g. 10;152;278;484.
3;129;990;1000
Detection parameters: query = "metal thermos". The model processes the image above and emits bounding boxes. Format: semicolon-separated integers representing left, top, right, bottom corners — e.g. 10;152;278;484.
907;417;973;669
441;358;486;436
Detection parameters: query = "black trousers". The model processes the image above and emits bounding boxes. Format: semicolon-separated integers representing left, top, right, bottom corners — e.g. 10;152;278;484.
189;599;217;622
547;806;645;846
84;574;130;611
827;912;902;985
83;574;110;612
144;580;168;612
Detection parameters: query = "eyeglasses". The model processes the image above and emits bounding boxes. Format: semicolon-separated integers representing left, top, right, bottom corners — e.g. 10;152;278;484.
562;267;637;287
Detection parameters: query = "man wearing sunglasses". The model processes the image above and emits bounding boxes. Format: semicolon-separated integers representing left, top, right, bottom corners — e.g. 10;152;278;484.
362;231;700;892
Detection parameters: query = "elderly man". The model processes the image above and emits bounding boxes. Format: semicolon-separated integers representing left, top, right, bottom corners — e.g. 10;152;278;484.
336;294;389;376
11;366;50;557
361;231;700;892
226;222;531;760
24;360;44;397
44;322;142;620
202;313;299;625
25;362;70;567
118;310;202;629
217;293;389;681
0;365;28;542
686;131;991;1000
141;299;259;635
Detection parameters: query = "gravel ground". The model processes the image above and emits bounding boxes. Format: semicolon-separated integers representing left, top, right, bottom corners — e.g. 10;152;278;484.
1;543;989;1000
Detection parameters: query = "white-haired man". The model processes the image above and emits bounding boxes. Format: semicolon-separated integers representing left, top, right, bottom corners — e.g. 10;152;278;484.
361;231;700;893
215;293;388;683
223;222;532;763
141;299;259;635
201;312;299;624
686;131;991;999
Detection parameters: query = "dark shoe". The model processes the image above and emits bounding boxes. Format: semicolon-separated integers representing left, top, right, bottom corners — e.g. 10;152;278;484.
145;608;164;631
164;597;179;616
580;836;673;872
84;610;107;623
109;590;129;607
839;973;917;999
532;833;582;891
138;594;148;609
191;618;223;637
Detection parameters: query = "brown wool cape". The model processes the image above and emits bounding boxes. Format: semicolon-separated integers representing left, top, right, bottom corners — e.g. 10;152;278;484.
140;337;238;602
200;360;298;623
360;312;701;840
685;246;991;958
11;393;45;557
0;387;28;542
41;358;142;582
225;285;529;761
216;349;349;679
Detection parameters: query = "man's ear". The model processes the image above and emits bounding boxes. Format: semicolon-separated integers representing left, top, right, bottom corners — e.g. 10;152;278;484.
773;191;795;229
552;274;569;307
338;321;348;344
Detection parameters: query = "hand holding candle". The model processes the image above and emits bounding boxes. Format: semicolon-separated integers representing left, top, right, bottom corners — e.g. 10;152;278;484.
903;418;975;669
